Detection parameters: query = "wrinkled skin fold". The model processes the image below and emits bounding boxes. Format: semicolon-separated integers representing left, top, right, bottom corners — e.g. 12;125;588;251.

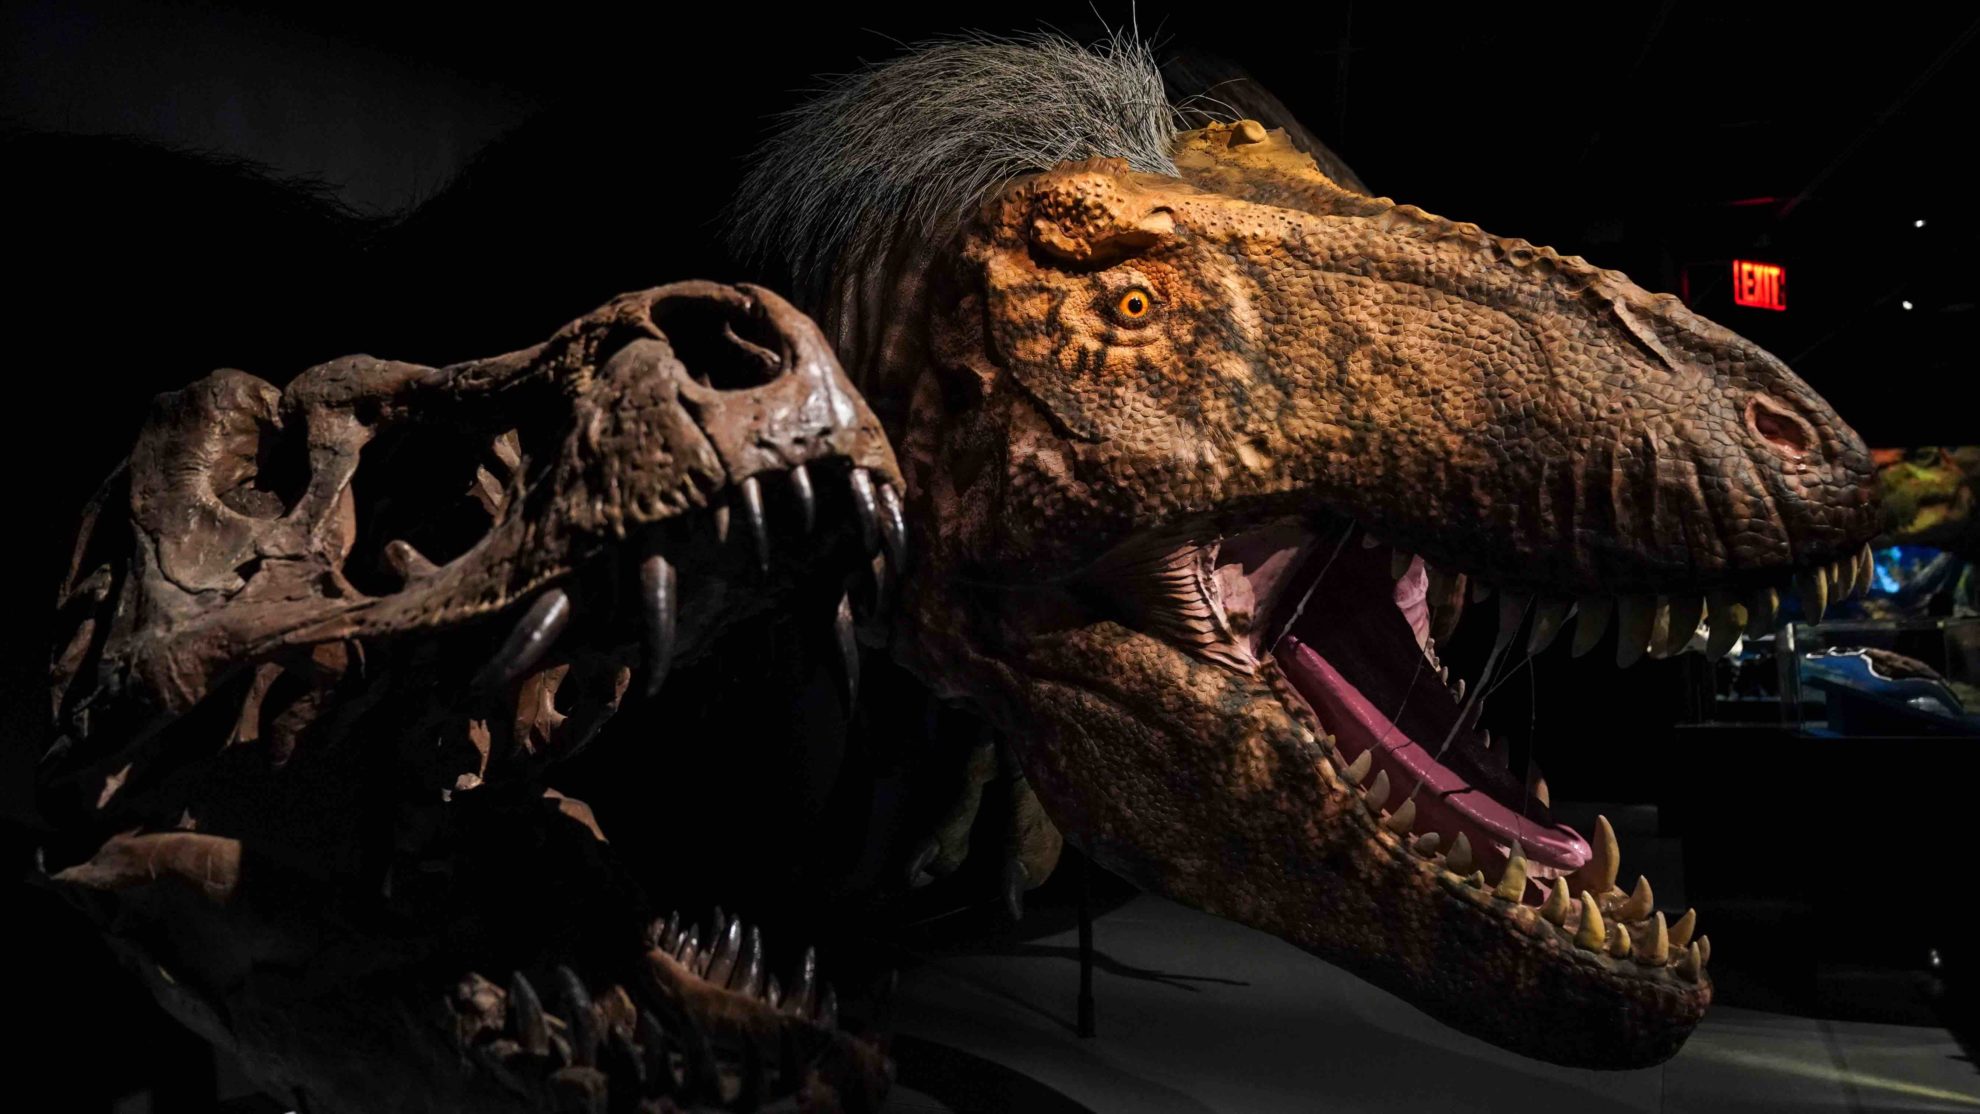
880;125;1878;1068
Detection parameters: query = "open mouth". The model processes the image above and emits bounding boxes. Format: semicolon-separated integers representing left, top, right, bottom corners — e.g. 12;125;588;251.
1117;513;1875;978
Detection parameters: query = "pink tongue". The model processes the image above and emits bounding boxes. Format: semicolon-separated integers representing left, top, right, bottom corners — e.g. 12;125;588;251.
1279;638;1590;875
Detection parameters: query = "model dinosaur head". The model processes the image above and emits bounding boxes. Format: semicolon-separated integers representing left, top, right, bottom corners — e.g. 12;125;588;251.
44;282;899;1111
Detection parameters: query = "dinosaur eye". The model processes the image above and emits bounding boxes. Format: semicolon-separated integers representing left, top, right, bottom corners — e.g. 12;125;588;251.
1114;287;1155;322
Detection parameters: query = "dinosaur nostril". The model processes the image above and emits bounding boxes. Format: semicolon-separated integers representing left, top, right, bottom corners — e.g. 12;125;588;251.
1746;395;1816;462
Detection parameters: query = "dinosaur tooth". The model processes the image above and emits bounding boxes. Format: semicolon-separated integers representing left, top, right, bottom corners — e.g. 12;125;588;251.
508;971;550;1057
1665;596;1705;656
765;974;783;1009
1384;797;1416;834
1342;750;1371;785
1745;586;1779;635
639;555;677;697
1527;769;1551;808
819;984;840;1028
1615;875;1654;922
1365;769;1391;812
848;468;881;553
1669;907;1697;949
1706;590;1746;661
741;475;771;571
1571;595;1614;657
1698;935;1711;967
382;539;439;583
1527;598;1573;654
1566;814;1620;895
1391;550;1414;579
1639;911;1670;964
1855;544;1876;598
876;481;908;569
706;918;744;987
788;946;817;1016
833;592;859;708
474;588;572;690
735;925;764;996
1493;849;1528;902
1615;596;1658;667
1446;832;1474;875
1795;568;1828;621
713;502;732;546
555;965;599;1067
1677;942;1702;980
660;911;681;951
1575;892;1607;951
788;462;817;532
1608;922;1634;959
1414;832;1442;855
1540;878;1571;925
1449;677;1466;702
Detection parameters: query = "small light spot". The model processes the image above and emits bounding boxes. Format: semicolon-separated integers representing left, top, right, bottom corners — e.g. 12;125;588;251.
1914;219;1927;228
1902;300;1914;311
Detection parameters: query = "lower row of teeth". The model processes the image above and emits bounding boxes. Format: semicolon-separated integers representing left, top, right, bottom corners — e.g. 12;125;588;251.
1327;745;1710;982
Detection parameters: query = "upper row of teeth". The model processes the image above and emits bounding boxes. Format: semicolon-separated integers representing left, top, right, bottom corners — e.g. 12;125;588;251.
1376;536;1876;667
1317;743;1709;983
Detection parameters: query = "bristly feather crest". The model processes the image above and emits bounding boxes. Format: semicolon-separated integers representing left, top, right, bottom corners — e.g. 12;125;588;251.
728;30;1181;305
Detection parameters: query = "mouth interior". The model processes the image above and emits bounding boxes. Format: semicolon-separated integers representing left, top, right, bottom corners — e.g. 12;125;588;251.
1222;524;1590;894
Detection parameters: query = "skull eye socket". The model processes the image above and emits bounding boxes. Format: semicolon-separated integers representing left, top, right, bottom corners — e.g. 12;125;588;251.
1113;287;1156;323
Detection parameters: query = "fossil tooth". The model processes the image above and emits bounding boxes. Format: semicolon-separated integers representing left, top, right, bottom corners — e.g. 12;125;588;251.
1567;814;1620;895
1640;911;1670;964
1365;769;1391;812
1391;550;1415;579
555;966;599;1067
1342;750;1371;785
735;926;764;996
1615;596;1657;667
789;463;817;532
1575;892;1607;951
1446;832;1474;875
1665;596;1706;656
848;468;881;553
1450;677;1466;702
509;971;550;1056
1745;587;1779;636
1540;878;1571;925
705;918;744;988
740;475;770;572
1571;595;1614;658
1608;922;1634;959
1669;907;1697;949
1528;598;1573;654
1384;797;1416;834
1706;590;1747;661
1795;568;1828;621
1493;850;1529;902
1698;935;1711;967
876;481;908;569
475;588;572;690
833;592;859;707
788;947;817;1017
1677;941;1701;980
1414;832;1442;855
639;555;677;697
1855;544;1875;598
1615;875;1654;922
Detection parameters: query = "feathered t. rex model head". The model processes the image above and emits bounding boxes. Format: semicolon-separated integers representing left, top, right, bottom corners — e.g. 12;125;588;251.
735;34;1880;1069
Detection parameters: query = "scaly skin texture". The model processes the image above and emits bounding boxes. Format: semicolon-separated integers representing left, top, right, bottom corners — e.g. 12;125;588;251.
41;283;899;1112
877;126;1880;1067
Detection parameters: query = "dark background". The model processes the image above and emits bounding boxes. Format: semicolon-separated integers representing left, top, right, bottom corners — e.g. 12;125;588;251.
6;2;1976;1108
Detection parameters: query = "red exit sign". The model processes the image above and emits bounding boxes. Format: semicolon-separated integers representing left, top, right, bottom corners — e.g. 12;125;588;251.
1732;259;1787;311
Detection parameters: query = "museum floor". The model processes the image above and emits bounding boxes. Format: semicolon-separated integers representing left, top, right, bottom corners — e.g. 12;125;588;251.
880;894;1980;1114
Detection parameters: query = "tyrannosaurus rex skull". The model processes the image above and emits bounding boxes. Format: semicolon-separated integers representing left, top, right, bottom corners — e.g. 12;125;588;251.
43;281;899;1113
